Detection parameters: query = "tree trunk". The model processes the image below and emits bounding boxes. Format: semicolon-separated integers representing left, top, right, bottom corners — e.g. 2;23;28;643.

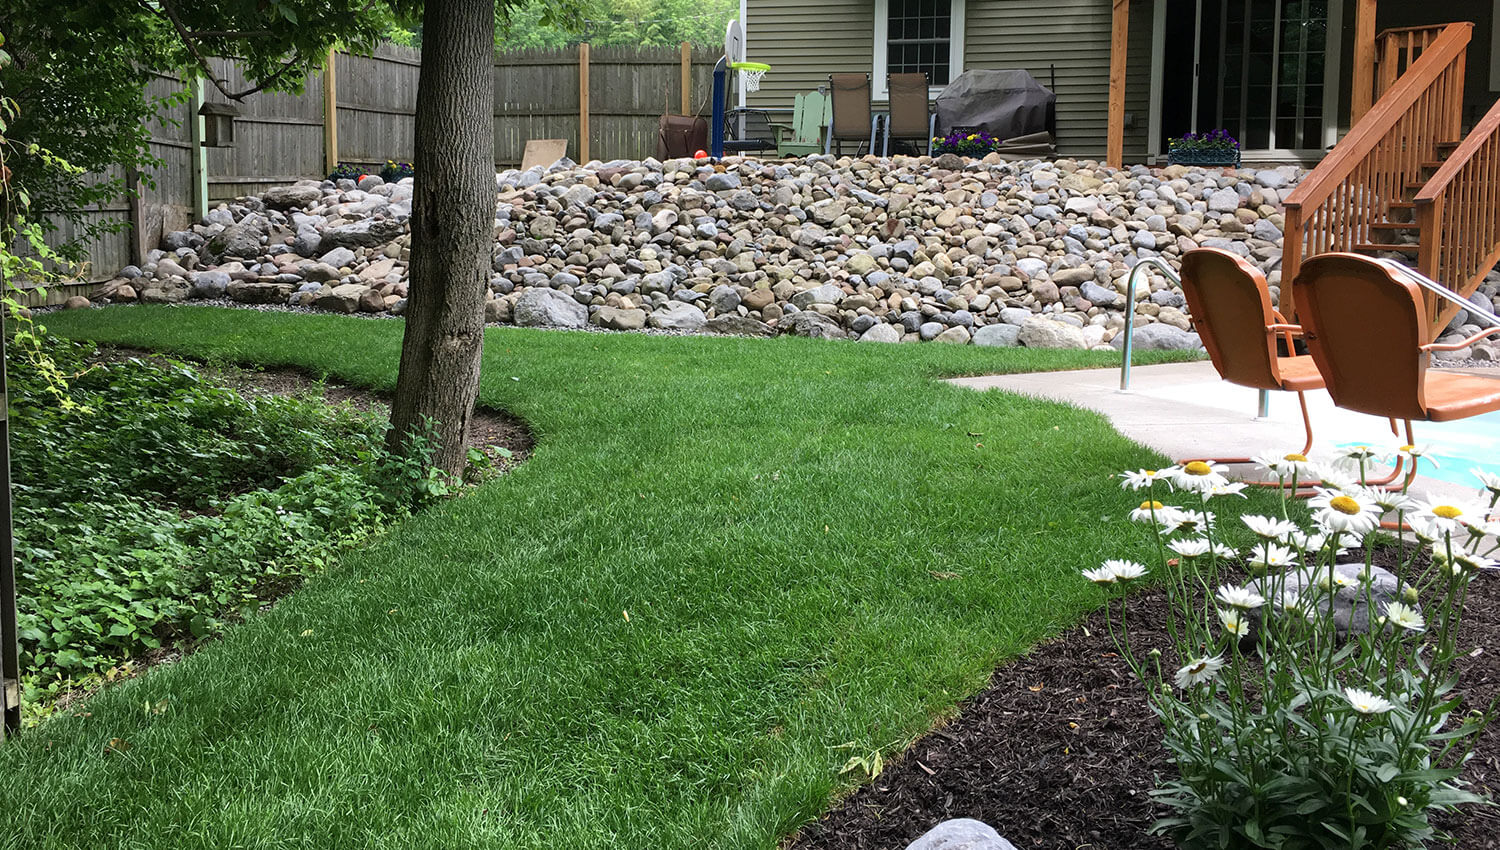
385;0;496;477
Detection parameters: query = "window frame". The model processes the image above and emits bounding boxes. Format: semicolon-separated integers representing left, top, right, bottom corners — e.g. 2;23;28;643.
873;0;966;101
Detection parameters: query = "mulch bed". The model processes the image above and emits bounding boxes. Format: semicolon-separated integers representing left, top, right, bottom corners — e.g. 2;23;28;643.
792;567;1500;850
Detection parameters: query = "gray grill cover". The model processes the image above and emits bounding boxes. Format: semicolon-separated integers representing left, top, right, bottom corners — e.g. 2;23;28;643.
934;70;1056;143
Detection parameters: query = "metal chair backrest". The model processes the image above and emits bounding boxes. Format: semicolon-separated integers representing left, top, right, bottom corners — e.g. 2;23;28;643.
724;108;775;146
886;73;931;139
1294;253;1430;421
1178;248;1285;391
829;74;872;140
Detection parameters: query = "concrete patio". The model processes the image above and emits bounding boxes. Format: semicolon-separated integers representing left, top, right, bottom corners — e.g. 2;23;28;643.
951;360;1500;502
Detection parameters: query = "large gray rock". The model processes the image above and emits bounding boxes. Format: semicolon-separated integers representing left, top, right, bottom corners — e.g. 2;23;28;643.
790;283;844;309
226;281;294;304
859;322;902;343
648;303;707;331
514;287;588;328
781;311;847;340
905;819;1018;850
314;283;365;314
1018;317;1086;349
207;222;262;260
1110;322;1202;351
709;284;741;313
262;182;323;210
972;323;1022;347
320;218;405;250
1249;563;1408;640
190;270;230;299
318;246;357;269
1080;281;1121;307
705;315;775;337
590;305;647;331
934;324;971;344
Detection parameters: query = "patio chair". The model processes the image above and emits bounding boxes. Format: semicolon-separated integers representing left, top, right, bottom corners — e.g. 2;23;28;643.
770;91;830;157
1293;254;1500;427
827;73;877;156
722;108;777;155
884;72;936;156
1177;248;1326;471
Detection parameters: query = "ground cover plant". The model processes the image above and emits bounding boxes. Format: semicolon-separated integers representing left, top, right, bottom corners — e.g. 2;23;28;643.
0;305;1213;849
8;332;448;715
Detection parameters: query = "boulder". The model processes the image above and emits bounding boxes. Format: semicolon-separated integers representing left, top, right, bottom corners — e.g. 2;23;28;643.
226;281;295;304
63;295;92;310
781;311;846;340
705;315;775;337
859;322;902;343
904;819;1018;850
1249;563;1408;640
1018;317;1087;349
791;283;844;309
262;182;323;210
320;218;405;250
514;287;588;328
315;283;366;314
972;323;1022;347
591;306;648;331
1109;322;1202;351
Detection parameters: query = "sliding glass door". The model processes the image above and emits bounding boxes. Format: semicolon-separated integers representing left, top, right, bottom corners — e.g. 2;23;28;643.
1217;0;1332;151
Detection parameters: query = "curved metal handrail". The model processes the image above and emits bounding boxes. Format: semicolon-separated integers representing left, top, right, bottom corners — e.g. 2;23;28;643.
1119;257;1183;391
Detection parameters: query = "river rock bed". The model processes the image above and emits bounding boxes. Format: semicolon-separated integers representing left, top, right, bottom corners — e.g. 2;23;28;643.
85;153;1500;354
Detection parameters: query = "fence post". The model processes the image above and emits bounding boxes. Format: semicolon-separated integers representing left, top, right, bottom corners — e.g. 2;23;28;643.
323;49;339;175
680;42;691;115
190;78;209;220
579;43;590;163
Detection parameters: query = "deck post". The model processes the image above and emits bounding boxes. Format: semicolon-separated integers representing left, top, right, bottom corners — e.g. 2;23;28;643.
1351;0;1377;124
1107;0;1130;168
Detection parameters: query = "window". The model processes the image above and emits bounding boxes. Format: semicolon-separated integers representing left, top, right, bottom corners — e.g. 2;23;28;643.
874;0;965;99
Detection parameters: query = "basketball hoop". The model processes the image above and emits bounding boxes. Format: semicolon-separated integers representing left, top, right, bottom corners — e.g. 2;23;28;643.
730;61;770;93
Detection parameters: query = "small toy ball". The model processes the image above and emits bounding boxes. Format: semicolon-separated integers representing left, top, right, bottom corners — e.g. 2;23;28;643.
693;149;708;159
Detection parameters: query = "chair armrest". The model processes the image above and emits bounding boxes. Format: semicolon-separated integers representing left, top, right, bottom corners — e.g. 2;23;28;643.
1421;326;1500;352
1265;323;1304;336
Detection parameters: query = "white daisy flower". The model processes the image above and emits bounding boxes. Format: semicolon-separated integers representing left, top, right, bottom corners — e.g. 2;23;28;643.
1120;468;1175;491
1216;585;1267;610
1248;541;1298;569
1167;538;1211;559
1310;488;1381;535
1174;654;1226;689
1204;481;1250;500
1251;450;1319;479
1172;461;1230;494
1218;608;1251;636
1081;565;1117;585
1130;500;1182;525
1340;444;1381;463
1369;489;1414;514
1103;559;1149;582
1413;497;1484;534
1393;443;1437;467
1472;467;1500;498
1382;601;1425;632
1343;687;1395;715
1316;467;1362;493
1402;514;1443;544
1452;552;1497;574
1242;515;1299;540
1170;509;1216;536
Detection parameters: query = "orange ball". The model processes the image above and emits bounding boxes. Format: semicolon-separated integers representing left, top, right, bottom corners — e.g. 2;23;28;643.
694;149;708;159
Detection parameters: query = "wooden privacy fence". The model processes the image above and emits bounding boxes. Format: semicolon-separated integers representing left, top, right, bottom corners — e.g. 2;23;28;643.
59;43;721;281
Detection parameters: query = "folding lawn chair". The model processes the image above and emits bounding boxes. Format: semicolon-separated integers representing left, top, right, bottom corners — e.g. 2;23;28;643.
884;72;936;155
826;73;877;156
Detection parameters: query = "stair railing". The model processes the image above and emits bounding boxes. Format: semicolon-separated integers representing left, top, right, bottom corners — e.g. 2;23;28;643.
1413;95;1500;334
1283;22;1472;288
1375;25;1451;101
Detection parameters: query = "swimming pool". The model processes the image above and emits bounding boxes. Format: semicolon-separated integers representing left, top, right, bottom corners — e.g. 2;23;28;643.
1341;409;1500;490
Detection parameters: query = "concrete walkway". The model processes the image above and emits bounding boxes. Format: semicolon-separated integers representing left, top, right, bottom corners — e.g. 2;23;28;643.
949;360;1500;502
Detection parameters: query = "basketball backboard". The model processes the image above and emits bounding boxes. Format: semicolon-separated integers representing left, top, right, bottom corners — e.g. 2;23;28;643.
724;19;744;63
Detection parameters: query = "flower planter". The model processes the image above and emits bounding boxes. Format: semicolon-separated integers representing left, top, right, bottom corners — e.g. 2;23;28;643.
1166;148;1241;167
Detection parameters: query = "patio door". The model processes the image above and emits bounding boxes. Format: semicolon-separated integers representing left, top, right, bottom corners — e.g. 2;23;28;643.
1216;0;1336;152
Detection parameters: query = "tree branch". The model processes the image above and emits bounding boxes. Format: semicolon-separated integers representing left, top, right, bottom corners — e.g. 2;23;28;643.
149;0;306;100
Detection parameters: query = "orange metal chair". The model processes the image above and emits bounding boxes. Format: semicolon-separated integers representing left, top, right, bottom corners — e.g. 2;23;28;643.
1178;248;1325;463
1294;254;1500;428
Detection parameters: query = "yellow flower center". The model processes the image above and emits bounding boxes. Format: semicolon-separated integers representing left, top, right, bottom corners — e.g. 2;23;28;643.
1400;444;1416;453
1283;453;1308;462
1139;500;1164;510
1433;505;1462;519
1329;495;1362;515
1184;461;1212;476
1145;469;1157;476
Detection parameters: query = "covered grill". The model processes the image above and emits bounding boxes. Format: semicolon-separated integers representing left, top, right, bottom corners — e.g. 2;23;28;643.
934;70;1057;154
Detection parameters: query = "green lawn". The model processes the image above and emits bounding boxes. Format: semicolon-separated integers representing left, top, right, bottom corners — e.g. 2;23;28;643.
0;307;1224;849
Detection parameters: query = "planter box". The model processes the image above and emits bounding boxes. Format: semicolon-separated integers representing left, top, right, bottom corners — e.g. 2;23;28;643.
1167;148;1241;167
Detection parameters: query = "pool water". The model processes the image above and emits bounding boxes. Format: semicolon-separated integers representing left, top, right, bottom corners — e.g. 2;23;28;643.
1341;409;1500;490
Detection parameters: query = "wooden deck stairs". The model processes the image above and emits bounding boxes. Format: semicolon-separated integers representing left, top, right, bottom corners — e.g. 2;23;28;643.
1284;22;1500;336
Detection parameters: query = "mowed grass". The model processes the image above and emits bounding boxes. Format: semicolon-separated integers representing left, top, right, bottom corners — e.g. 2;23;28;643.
1;307;1225;849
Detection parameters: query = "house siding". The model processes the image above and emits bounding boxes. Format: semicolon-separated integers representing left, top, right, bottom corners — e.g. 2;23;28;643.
745;0;1155;161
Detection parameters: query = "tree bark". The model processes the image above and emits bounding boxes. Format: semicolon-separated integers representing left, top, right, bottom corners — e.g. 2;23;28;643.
385;0;496;476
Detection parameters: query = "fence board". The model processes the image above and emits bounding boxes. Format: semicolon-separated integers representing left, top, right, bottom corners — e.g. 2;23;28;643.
60;44;717;280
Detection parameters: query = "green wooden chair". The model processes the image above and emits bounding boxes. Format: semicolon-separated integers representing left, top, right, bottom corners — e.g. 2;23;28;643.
771;91;831;157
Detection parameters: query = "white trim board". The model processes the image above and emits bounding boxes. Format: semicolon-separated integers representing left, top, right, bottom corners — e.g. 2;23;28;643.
738;0;748;109
873;0;966;100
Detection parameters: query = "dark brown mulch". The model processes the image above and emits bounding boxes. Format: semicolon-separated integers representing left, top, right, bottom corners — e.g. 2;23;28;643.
792;568;1500;850
92;346;533;462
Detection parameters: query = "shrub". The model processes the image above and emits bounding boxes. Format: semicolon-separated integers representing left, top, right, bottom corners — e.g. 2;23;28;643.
1091;452;1495;848
931;130;1003;158
8;333;452;714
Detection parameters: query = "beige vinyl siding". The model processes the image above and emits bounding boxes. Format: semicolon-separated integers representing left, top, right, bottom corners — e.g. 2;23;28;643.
965;0;1153;160
745;0;876;118
745;0;1155;161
